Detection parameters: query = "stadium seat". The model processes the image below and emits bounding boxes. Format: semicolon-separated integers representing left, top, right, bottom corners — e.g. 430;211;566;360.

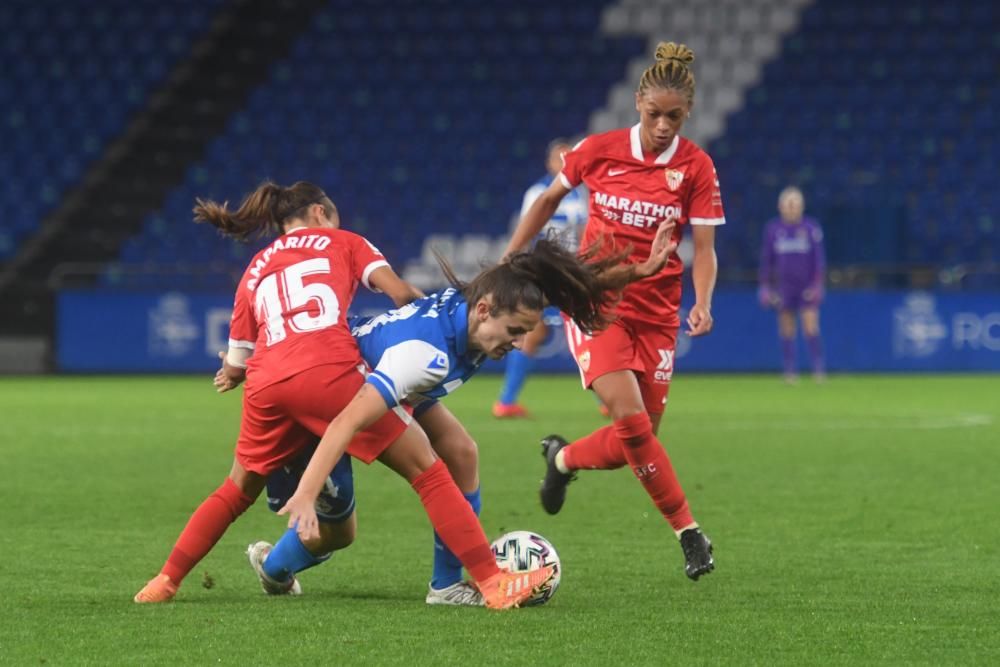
0;0;222;261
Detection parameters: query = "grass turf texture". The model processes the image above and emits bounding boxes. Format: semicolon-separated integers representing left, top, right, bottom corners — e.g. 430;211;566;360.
0;374;997;665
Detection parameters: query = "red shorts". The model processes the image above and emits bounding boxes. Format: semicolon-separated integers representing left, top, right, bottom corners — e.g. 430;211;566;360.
563;315;678;416
236;363;412;475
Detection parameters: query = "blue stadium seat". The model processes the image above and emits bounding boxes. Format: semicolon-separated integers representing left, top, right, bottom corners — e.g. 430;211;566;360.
108;1;643;285
0;0;223;261
710;0;998;269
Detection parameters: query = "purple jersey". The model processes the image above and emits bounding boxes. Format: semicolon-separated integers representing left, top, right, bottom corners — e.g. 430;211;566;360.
759;216;825;293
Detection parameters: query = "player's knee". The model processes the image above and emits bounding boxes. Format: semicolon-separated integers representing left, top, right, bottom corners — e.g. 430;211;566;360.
315;520;355;552
442;436;478;488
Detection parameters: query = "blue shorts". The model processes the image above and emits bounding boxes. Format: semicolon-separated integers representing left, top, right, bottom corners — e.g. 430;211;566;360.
265;444;356;523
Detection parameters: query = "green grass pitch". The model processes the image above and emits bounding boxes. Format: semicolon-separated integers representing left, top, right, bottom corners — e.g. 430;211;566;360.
1;374;997;665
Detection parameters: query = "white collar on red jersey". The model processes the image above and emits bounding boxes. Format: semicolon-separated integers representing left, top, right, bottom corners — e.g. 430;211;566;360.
629;124;679;164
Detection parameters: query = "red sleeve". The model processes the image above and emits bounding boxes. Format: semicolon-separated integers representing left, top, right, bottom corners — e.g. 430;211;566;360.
558;136;594;189
228;272;258;351
344;231;391;291
688;152;726;226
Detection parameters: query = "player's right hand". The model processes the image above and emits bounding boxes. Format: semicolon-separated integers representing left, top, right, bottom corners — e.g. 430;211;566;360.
214;351;239;393
638;218;678;277
277;493;320;542
757;287;779;309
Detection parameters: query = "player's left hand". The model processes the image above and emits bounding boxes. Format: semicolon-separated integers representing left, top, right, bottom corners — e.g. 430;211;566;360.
803;285;824;302
637;218;678;278
214;352;239;393
686;303;714;337
277;493;320;542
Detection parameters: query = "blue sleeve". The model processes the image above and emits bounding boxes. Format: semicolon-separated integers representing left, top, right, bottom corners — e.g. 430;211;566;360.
365;370;401;408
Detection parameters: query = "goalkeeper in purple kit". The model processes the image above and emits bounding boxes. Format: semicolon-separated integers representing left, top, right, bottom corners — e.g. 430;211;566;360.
758;186;826;382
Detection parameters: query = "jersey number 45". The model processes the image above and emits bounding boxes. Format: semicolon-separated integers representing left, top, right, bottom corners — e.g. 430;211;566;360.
255;258;341;346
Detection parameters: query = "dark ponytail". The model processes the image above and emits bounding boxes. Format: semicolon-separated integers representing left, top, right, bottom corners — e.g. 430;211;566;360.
435;238;629;334
194;180;334;241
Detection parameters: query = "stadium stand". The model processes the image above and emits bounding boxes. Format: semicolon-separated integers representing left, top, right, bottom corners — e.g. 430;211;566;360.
707;0;998;277
0;0;223;260
104;0;645;289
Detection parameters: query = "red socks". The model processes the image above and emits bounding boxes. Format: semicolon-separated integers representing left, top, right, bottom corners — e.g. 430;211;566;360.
562;424;628;470
614;412;693;531
161;478;254;584
411;459;499;584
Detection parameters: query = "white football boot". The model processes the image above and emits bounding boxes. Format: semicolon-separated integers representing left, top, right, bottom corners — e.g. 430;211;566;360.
425;580;485;606
246;541;302;596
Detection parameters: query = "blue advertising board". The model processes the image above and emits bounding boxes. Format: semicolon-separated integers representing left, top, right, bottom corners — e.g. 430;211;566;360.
57;289;1000;373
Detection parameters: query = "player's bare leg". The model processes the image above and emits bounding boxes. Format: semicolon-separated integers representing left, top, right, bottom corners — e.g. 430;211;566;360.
778;310;798;384
800;307;825;381
549;369;713;580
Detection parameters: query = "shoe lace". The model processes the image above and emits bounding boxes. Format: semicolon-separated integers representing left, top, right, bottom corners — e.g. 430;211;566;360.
444;583;483;604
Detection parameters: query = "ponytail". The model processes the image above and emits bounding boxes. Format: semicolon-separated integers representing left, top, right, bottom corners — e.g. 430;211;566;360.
194;180;334;241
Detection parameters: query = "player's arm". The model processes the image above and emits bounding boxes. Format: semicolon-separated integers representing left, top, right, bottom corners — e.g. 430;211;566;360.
216;280;256;392
368;265;425;307
804;223;827;301
504;178;571;256
687;224;718;336
214;348;250;393
278;384;388;541
758;225;778;308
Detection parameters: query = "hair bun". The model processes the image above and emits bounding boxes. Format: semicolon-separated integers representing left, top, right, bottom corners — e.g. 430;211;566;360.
654;41;694;66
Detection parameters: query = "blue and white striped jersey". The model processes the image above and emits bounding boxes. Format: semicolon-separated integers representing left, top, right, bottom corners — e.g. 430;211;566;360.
350;288;485;410
523;174;587;252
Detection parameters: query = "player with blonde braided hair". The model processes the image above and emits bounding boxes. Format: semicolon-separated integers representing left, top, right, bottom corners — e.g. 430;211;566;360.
505;41;724;581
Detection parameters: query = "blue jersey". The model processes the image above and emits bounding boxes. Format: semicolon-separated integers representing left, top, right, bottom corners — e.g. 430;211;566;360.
350;288;485;411
523;174;587;252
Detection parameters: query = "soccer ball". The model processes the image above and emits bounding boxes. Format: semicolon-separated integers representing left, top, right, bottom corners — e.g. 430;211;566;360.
490;530;561;606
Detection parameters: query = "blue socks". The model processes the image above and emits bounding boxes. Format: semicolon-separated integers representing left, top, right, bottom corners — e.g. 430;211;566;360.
498;350;534;405
431;487;481;589
262;527;330;582
263;488;484;589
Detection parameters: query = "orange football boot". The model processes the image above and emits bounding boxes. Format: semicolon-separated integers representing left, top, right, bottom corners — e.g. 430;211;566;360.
477;565;555;610
133;574;178;604
492;402;529;419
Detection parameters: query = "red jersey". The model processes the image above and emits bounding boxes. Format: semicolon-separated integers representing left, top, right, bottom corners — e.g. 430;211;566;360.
560;125;725;326
228;227;390;392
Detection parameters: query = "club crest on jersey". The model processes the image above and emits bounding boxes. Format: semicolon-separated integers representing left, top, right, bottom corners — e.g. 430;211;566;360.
578;350;591;372
664;168;685;192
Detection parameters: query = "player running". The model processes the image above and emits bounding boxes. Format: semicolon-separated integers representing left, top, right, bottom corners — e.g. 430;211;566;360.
493;138;588;419
133;181;553;609
758;186;827;382
245;228;677;605
503;41;724;581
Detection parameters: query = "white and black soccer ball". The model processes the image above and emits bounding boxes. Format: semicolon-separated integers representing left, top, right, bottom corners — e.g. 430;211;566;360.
490;530;561;606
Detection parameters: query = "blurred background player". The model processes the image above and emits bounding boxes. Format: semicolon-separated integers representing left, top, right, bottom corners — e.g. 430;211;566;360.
493;138;587;419
504;42;722;581
758;186;827;383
